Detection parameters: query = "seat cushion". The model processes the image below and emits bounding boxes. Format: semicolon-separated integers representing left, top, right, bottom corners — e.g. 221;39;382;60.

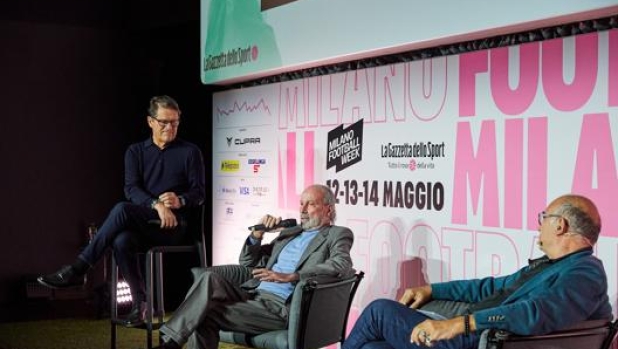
220;330;289;349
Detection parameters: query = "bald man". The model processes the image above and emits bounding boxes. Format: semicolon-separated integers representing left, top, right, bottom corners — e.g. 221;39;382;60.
343;194;612;349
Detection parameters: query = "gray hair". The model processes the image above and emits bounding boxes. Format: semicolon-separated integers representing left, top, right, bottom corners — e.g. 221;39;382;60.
148;95;181;117
554;203;601;244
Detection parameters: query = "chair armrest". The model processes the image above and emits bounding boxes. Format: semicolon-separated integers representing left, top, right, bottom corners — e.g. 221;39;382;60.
147;219;188;228
491;319;610;341
485;320;613;349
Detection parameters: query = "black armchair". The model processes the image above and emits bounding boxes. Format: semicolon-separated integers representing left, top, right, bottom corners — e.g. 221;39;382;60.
110;204;207;349
219;270;364;349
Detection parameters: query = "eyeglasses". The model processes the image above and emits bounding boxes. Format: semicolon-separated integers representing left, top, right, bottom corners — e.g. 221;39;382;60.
150;115;180;128
537;211;563;226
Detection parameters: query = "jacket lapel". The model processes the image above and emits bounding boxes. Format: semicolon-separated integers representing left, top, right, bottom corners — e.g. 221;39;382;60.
295;226;330;270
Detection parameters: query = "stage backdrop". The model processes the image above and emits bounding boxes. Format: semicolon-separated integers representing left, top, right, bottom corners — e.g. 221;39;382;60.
212;29;618;324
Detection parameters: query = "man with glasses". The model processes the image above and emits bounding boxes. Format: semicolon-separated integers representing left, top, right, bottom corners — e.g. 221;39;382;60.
38;95;205;327
343;194;611;349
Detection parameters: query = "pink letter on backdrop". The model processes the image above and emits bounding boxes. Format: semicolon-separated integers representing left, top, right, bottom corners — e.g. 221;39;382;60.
504;119;523;229
278;131;315;210
278;81;304;129
526;117;548;231
542;33;598;111
342;70;373;125
490;43;540;115
452;121;500;226
459;51;488;117
572;113;618;237
375;65;405;123
609;30;618;107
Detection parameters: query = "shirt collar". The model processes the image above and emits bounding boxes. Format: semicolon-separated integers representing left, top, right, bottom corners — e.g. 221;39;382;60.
529;247;593;267
143;137;180;149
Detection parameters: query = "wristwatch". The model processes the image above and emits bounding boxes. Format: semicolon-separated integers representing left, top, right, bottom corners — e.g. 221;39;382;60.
150;199;160;209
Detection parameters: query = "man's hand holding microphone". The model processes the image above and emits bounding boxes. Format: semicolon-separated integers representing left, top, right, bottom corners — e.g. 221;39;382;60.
247;215;298;240
248;214;300;283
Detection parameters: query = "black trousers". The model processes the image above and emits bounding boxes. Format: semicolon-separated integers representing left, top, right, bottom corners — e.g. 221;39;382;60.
79;202;186;302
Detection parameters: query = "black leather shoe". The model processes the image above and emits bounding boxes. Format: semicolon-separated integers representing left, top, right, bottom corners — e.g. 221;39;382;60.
124;301;147;327
37;265;86;289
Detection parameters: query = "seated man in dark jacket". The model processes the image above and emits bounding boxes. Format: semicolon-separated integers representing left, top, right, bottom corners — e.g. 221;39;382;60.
37;95;205;327
343;194;612;349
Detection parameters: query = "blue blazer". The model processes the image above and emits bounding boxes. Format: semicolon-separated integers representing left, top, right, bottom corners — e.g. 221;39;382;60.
432;248;612;335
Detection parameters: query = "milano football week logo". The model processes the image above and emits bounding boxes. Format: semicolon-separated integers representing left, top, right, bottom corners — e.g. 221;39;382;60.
326;119;363;173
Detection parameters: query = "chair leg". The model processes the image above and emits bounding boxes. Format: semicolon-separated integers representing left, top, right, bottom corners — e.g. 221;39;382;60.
144;251;166;348
110;257;118;349
146;251;154;349
155;251;165;346
110;313;117;349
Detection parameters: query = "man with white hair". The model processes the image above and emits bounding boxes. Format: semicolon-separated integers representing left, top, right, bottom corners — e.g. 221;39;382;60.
156;184;355;349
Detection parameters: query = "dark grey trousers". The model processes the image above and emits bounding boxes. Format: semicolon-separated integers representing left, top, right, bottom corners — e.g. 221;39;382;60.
160;265;289;349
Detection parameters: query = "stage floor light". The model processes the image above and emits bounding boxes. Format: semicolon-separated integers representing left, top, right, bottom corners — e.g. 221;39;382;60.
116;280;132;304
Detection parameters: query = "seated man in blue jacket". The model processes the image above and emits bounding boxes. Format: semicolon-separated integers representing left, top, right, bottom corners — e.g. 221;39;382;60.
343;194;612;349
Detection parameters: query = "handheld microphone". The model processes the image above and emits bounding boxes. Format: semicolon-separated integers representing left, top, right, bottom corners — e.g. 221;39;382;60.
248;219;298;232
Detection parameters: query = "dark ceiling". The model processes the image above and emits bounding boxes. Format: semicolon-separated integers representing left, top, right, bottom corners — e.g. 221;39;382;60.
0;0;198;29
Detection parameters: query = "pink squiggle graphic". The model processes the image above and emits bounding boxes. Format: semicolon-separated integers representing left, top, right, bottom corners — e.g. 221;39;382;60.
215;98;272;122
